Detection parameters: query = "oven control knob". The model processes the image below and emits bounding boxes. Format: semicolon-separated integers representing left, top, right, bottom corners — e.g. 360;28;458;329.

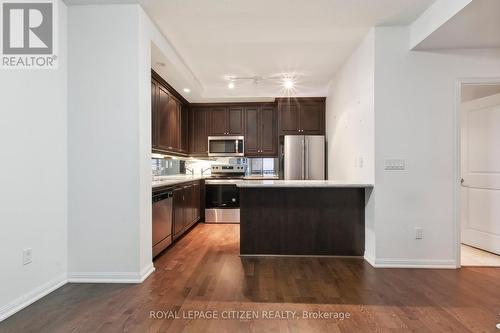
232;198;236;202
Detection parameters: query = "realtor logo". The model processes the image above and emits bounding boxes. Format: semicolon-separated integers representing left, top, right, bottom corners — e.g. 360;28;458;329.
1;0;58;69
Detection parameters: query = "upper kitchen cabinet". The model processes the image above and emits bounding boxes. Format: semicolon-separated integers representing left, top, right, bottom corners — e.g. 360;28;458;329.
260;105;277;155
277;99;300;135
207;106;245;136
180;104;189;153
277;97;325;135
151;70;189;155
227;106;245;135
244;104;277;157
244;106;259;155
151;80;159;148
189;107;209;156
208;107;227;135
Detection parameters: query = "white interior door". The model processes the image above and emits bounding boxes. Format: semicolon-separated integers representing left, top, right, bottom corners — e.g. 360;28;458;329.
461;92;500;255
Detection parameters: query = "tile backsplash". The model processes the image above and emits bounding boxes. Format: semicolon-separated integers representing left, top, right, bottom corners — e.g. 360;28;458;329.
152;156;279;177
184;158;230;175
152;158;183;176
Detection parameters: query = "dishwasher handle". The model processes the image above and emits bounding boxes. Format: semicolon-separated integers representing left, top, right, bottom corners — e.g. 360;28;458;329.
152;191;173;203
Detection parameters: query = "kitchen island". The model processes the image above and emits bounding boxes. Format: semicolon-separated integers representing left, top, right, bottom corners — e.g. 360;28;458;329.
237;181;373;256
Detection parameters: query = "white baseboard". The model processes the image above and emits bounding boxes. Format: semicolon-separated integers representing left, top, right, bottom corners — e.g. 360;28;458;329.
0;274;67;322
371;258;457;269
0;265;156;323
139;263;155;282
364;253;376;267
68;264;155;283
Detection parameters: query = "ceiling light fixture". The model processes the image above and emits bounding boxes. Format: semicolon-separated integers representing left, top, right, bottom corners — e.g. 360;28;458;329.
225;74;296;88
183;88;191;93
283;77;294;90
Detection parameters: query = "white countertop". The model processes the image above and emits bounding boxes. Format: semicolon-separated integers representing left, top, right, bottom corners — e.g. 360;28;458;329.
152;175;206;188
152;175;372;189
152;174;280;188
236;180;374;188
205;179;243;185
243;175;279;180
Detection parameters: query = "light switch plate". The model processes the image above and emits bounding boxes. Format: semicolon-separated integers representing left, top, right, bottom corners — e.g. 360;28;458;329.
384;159;405;170
415;227;423;239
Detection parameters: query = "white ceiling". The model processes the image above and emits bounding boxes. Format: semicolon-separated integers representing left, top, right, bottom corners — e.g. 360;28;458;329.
142;0;435;102
461;84;500;102
65;0;436;101
415;0;500;50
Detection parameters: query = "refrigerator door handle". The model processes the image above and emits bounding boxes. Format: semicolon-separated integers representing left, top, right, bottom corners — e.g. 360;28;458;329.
305;137;309;180
301;138;305;180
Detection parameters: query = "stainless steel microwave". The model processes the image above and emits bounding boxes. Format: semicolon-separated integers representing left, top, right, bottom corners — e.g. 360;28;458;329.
208;136;244;157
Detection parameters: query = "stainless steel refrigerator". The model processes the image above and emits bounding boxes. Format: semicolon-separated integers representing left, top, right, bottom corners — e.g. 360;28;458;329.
283;135;325;180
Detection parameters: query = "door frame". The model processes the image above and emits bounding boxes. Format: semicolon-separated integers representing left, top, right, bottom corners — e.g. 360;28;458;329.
453;77;500;268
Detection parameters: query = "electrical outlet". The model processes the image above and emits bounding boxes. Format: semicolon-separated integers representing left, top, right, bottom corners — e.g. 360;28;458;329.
23;248;32;265
415;227;423;240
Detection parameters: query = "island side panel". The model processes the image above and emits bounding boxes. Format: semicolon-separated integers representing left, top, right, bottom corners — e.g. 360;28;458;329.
240;187;365;256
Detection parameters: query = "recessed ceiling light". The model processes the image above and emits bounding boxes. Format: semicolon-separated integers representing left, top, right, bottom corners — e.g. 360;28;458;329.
228;82;235;89
183;88;191;93
283;77;294;90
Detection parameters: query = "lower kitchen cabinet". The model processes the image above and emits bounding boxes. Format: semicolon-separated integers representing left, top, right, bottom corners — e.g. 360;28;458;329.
172;187;184;237
172;180;202;240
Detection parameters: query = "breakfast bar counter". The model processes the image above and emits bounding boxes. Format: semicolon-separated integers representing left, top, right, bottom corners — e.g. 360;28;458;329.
238;182;373;256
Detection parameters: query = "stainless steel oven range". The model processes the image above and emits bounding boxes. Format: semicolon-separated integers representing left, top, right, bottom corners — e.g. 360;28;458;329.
205;164;245;223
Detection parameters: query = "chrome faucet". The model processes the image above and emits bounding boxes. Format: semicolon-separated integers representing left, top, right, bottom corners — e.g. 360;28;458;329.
201;167;211;176
185;167;194;176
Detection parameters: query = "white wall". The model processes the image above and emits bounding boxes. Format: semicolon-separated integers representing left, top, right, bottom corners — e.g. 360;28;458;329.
68;4;179;282
326;29;375;183
373;26;500;267
0;1;68;320
325;29;376;264
68;5;148;281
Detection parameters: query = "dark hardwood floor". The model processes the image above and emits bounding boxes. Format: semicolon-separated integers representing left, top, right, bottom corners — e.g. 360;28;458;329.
1;223;500;332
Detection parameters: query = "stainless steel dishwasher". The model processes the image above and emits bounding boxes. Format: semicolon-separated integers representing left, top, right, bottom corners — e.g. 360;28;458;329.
152;189;173;258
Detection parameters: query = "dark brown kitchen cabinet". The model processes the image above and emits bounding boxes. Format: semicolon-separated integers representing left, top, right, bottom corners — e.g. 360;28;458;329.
244;107;259;155
208;107;227;135
172;187;184;238
260;106;277;155
244;104;277;157
192;182;201;222
208;106;244;136
159;91;180;151
277;98;325;135
182;184;193;231
156;85;174;151
151;70;189;155
172;181;202;240
151;80;158;148
180;105;189;153
227;106;245;135
189;107;209;156
277;99;300;135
